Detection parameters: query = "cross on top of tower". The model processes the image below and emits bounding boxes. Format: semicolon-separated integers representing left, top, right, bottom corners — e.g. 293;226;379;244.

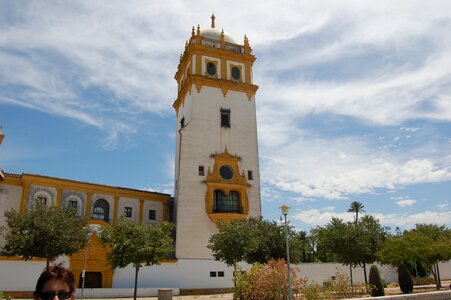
211;14;216;28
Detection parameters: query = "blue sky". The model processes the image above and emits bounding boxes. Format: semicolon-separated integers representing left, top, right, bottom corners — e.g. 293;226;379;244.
1;0;450;233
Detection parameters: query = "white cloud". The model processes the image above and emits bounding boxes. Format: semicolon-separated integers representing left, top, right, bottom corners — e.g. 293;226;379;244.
261;133;451;200
395;199;416;207
293;208;451;229
437;203;448;209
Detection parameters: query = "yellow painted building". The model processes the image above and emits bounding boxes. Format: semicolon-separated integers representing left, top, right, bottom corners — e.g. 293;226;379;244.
0;172;172;288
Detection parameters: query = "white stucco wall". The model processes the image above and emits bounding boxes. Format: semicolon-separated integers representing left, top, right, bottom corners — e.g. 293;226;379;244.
175;84;261;259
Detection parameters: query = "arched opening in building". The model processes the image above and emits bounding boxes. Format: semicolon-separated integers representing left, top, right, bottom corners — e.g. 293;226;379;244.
213;190;241;213
92;199;109;222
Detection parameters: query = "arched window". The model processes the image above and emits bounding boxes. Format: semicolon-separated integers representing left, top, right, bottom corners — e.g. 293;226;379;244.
213;190;241;213
92;199;109;222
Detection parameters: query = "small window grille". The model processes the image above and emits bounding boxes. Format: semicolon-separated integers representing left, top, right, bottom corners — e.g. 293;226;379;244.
198;165;204;176
220;108;230;128
218;271;225;277
124;207;132;218
210;271;217;277
69;200;78;209
36;196;47;204
149;209;156;220
247;170;253;180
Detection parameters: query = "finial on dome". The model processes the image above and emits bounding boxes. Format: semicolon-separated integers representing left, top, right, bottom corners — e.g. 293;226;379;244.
211;14;216;28
197;24;200;35
191;26;195;37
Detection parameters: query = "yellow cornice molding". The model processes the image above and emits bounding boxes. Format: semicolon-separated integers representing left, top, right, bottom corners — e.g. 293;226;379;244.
173;75;258;114
14;173;170;202
175;39;256;82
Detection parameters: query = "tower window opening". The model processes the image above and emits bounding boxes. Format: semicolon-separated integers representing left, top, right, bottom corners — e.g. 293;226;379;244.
206;62;216;76
218;271;225;277
198;165;205;176
247;170;253;180
180;117;185;128
213;190;241;213
210;271;217;277
231;66;241;81
220;108;230;128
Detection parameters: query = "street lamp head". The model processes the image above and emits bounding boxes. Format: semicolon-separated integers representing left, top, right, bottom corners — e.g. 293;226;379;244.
280;204;290;216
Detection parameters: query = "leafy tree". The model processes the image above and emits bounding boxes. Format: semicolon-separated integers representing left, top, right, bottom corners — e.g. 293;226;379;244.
377;224;451;290
398;262;413;294
243;217;304;265
100;217;174;300
347;201;365;224
208;217;305;287
0;202;88;267
208;218;259;285
368;265;384;296
316;216;387;285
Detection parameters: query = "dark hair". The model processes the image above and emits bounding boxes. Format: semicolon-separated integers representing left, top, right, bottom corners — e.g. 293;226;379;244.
34;264;75;295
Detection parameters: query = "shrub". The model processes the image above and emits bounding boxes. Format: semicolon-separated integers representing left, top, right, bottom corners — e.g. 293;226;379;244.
368;265;385;296
414;277;435;286
234;259;306;300
302;272;368;300
398;262;414;294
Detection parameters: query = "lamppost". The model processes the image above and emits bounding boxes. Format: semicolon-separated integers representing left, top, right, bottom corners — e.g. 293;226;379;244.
280;204;292;300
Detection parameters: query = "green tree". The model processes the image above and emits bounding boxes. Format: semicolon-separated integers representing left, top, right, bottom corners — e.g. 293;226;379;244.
0;202;89;267
100;217;174;300
347;201;365;224
316;216;387;286
377;224;451;290
243;217;304;265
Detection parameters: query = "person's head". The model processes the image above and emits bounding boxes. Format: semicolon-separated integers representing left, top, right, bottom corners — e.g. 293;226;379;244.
34;264;75;300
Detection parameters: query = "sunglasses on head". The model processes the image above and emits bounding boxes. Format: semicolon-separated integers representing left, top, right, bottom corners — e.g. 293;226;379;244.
39;291;72;300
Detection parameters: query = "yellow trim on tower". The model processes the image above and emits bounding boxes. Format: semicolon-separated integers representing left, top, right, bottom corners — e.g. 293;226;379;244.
204;148;250;223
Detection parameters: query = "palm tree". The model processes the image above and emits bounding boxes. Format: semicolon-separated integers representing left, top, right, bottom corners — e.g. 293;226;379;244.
347;201;365;224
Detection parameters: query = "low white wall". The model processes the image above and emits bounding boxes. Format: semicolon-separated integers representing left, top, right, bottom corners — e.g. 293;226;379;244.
297;262;398;284
75;288;179;298
0;260;47;291
113;259;235;289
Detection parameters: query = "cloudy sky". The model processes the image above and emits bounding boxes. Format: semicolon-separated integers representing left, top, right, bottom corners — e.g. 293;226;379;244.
1;0;450;232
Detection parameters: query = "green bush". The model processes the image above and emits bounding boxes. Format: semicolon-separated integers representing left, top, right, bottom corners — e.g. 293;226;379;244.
398;262;414;294
0;291;14;300
414;277;435;286
302;272;368;300
368;265;385;296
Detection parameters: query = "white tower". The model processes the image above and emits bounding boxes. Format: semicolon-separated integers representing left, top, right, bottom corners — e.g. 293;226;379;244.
173;16;261;259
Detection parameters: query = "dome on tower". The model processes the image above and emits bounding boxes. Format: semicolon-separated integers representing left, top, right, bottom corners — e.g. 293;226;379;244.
199;14;239;45
200;27;239;44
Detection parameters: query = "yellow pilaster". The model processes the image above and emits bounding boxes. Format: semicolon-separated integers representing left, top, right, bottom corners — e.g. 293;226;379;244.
20;181;30;213
85;191;92;218
221;58;226;80
139;199;144;223
56;186;63;208
163;202;168;221
245;62;251;84
113;195;119;225
196;53;202;75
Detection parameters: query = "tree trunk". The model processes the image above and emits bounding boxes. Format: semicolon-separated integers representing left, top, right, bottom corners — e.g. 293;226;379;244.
431;262;439;290
363;263;368;285
349;264;353;287
134;264;140;300
436;261;442;289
